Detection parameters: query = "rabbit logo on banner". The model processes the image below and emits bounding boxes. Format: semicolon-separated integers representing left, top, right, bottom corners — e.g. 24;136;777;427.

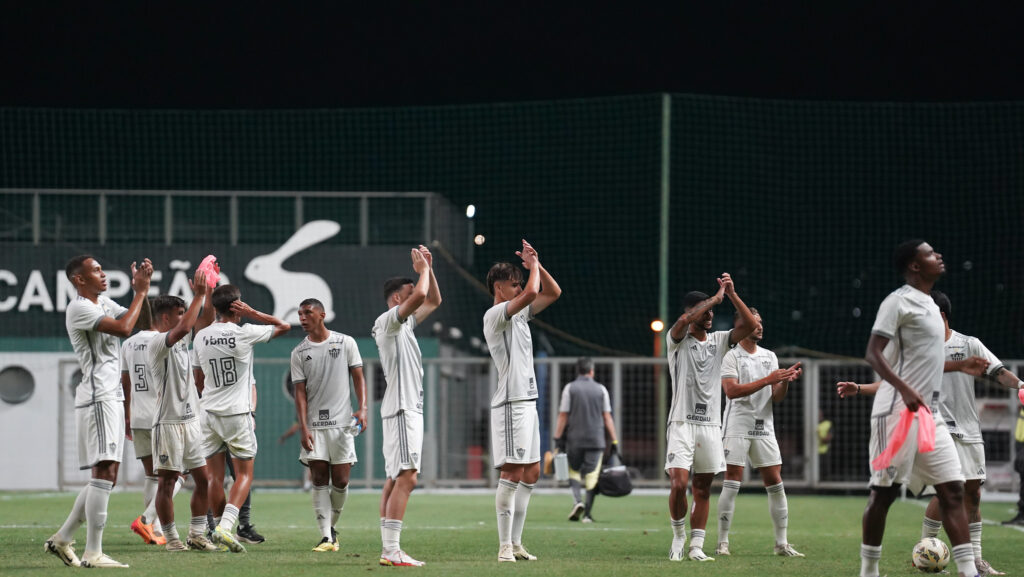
245;220;340;325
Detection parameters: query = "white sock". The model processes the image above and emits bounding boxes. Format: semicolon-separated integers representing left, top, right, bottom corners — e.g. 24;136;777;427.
951;542;976;577
56;485;90;543
163;522;177;542
330;484;348;527
766;482;789;545
142;476;159;524
219;504;239;532
382;519;402;553
495;479;517;546
860;543;882;577
689;528;706;551
671;517;686;542
312;485;332;539
511;481;534;546
84;479;113;556
922;516;942;539
189;516;206;538
968;521;983;561
156;477;183;536
717;480;741;544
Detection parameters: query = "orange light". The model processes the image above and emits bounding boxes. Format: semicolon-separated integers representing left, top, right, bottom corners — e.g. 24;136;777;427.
650;319;665;333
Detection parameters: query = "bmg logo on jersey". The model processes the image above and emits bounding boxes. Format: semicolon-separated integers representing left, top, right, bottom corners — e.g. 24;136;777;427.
203;335;236;348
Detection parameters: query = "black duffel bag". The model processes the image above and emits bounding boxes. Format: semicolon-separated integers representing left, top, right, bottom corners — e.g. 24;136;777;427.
596;447;633;497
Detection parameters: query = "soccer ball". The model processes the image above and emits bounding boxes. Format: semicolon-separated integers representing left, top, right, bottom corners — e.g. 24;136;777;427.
912;537;950;573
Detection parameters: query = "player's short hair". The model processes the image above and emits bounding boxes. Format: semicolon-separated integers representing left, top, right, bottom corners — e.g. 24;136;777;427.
299;298;324;311
683;291;710;310
577;356;594;375
151;295;185;318
383;277;415;305
893;239;926;275
734;307;759;321
65;254;94;281
486;262;522;296
931;290;951;320
211;284;241;316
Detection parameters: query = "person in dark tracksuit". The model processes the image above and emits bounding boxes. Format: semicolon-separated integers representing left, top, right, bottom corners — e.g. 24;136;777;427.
553;357;618;523
1005;407;1024;526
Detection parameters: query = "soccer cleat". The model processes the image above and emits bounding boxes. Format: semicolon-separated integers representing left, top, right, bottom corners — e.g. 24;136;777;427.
497;544;516;563
774;543;805;558
312;536;339;552
715;542;731;556
211;526;246;553
164;539;188;552
1002;512;1024;526
669;539;686;561
512;545;537;561
581;515;594;523
976;559;1006;575
236;524;265;544
80;553;129;568
44;536;81;567
131;515;159;545
186;533;221;552
380;550;425;566
568;502;584;521
152;534;167;546
687;547;715;561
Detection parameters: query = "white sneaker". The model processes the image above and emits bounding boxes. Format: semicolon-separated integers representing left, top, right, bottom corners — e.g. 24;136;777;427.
977;559;1006;575
80;553;129;568
669;538;686;561
498;544;516;562
774;543;805;557
165;539;188;552
715;542;731;556
186;533;221;552
44;536;80;567
211;526;246;553
568;502;585;521
687;547;715;562
379;549;425;566
513;544;537;561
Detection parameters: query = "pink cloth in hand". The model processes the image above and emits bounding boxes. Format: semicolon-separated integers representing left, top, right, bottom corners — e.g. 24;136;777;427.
196;255;220;288
870;406;936;471
1018;388;1024;405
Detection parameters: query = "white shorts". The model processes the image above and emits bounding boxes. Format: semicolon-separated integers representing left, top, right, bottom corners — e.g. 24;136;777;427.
954;439;987;482
153;420;205;473
382;411;423;479
723;435;783;469
132;428;153;459
202;413;257;460
76;400;125;470
665;421;725;475
491;401;541;469
300;426;359;467
869;413;964;494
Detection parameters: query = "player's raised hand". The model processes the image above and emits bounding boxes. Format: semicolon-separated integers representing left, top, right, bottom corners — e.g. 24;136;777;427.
411;248;428;274
418;244;433;268
960;356;990;377
516;239;539;269
836;381;859;399
230;300;256;318
131;258;154;292
191;270;209;298
786;362;803;381
719;272;735;296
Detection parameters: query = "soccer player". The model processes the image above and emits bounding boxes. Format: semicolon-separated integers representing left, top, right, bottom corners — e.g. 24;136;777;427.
141;274;222;551
857;240;978;577
553;357;618;524
714;308;804;558
373;245;441;566
45;255;152;568
292;298;367;553
194;284;290;553
665;273;757;562
483;239;561;563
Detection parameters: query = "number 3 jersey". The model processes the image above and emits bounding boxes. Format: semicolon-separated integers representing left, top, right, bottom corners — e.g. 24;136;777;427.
290;331;363;428
121;332;159;429
124;330;198;425
194;322;274;416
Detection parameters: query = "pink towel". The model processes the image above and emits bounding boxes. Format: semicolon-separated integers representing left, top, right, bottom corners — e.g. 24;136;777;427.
1018;388;1024;405
870;405;936;471
196;255;220;288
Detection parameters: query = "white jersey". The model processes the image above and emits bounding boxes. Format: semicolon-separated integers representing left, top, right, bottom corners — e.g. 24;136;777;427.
870;285;946;418
141;331;199;424
667;329;733;426
373;306;424;418
720;345;778;439
290;331;362;428
937;330;1003;443
194;322;274;416
66;294;129;407
483;302;538;407
120;332;158;428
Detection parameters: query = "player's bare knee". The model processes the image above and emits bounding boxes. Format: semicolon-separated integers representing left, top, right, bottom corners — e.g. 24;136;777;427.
867;486;898;509
669;475;687;494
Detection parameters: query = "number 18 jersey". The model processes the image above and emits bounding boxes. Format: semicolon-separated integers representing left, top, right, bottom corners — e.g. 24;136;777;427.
194;321;274;416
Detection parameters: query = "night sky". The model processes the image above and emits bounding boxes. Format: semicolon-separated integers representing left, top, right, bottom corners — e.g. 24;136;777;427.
2;4;1022;108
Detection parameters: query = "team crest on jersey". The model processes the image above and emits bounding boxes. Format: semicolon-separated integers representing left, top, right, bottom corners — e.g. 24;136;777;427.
319;409;330;421
949;348;965;361
517;448;525;458
667;453;675;462
886;466;897;478
108;443;116;453
159;455;169;464
329;348;340;359
694;403;707;416
411;453;419;464
723;449;730;458
707;343;717;355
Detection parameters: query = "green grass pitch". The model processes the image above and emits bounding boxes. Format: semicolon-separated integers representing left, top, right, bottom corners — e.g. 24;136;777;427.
3;490;1022;576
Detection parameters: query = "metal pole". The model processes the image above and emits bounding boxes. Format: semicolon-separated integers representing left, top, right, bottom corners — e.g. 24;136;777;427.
656;94;672;469
364;363;376;488
612;360;623;440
